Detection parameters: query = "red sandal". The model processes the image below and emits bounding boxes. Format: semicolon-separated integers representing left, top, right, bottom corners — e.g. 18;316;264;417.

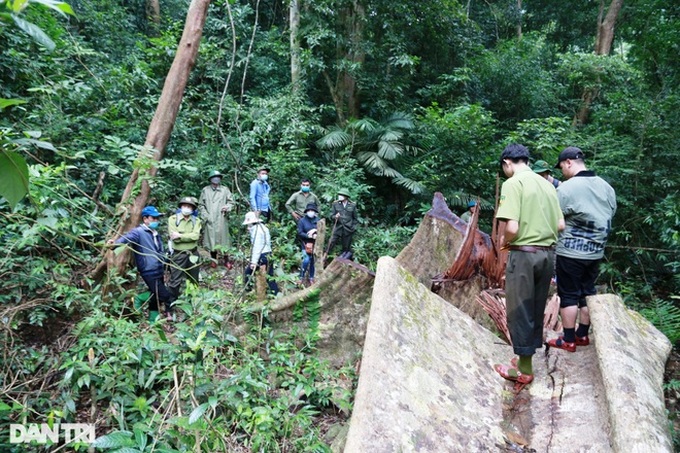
494;363;534;391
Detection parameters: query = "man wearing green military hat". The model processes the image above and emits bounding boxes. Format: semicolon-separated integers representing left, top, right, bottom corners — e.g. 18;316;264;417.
199;170;235;268
167;196;202;319
531;159;561;188
327;188;359;260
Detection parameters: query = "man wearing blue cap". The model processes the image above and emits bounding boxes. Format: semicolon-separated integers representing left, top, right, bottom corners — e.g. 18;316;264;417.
108;206;173;322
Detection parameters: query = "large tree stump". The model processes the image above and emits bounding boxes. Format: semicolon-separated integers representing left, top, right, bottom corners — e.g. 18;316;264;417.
263;258;375;368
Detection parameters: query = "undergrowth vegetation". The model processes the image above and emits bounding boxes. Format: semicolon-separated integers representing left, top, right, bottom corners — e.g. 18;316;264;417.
1;0;680;449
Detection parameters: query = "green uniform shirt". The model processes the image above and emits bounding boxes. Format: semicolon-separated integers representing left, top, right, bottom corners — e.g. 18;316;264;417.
556;171;616;260
168;214;202;251
285;191;320;216
331;200;358;232
496;167;562;246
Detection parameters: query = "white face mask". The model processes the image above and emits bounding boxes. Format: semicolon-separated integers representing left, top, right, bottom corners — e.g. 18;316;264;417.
181;207;193;216
259;174;268;181
210;177;221;185
306;211;316;218
338;195;346;202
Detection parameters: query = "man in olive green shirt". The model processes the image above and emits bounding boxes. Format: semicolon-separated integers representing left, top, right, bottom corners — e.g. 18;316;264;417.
167;196;202;317
285;178;320;223
494;144;564;389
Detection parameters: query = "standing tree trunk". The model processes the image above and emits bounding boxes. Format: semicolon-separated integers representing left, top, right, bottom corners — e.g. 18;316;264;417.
92;0;211;282
595;0;624;55
516;0;522;39
323;0;365;125
146;0;161;33
289;0;301;93
574;0;624;126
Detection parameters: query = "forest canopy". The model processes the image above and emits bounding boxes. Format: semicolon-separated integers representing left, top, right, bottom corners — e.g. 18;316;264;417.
1;0;680;450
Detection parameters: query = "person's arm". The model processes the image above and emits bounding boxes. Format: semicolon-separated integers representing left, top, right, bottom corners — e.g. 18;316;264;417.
297;217;306;238
198;189;209;221
503;219;519;244
285;193;299;219
249;180;258;211
558;218;565;232
177;218;201;243
112;229;136;246
251;226;264;265
225;188;234;213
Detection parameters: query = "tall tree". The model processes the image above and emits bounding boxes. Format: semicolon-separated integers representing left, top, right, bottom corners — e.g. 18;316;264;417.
290;0;301;92
574;0;624;126
94;0;212;279
595;0;624;55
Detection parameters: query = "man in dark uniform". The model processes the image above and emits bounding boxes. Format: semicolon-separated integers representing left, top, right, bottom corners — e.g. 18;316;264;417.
327;188;358;260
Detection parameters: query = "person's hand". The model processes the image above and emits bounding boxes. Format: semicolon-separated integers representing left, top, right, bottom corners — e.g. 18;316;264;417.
335;213;340;219
170;232;181;240
249;263;256;270
293;212;301;221
221;205;229;213
106;239;115;246
255;210;261;218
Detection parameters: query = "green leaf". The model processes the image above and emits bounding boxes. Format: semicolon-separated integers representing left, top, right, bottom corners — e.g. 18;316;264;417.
188;403;209;425
39;0;75;16
11;0;29;14
0;98;27;110
10;15;56;51
91;431;135;448
0;150;29;209
14;138;57;151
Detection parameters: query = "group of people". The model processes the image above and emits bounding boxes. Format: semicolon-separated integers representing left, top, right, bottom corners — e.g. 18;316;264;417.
493;144;616;389
285;180;358;285
109;196;206;322
108;167;361;321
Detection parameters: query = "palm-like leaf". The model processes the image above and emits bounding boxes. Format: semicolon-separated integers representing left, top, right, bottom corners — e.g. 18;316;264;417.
392;175;425;194
377;140;403;160
316;127;351;150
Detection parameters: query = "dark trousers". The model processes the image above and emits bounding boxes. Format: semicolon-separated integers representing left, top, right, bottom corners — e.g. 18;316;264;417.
505;249;554;356
168;249;200;302
556;255;600;308
141;272;174;312
244;252;279;294
260;210;271;223
328;229;354;255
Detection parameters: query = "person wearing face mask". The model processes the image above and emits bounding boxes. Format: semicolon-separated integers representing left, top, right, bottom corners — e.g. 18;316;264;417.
327;188;358;261
285;178;320;223
249;166;272;223
108;206;173;322
199;170;235;268
296;203;320;286
242;211;279;294
167;197;203;317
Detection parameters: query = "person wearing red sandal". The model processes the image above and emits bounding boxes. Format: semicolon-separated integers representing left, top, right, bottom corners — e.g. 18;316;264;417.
548;147;616;352
494;144;565;386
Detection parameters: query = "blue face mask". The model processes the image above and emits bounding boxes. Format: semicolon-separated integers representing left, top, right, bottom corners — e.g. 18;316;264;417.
149;221;159;230
301;186;310;192
260;174;268;182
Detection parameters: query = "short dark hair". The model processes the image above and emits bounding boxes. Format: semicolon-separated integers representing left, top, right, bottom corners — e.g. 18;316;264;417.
500;144;530;164
301;178;311;184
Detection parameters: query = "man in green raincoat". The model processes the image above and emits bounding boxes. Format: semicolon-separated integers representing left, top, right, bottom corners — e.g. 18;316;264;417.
198;170;234;268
